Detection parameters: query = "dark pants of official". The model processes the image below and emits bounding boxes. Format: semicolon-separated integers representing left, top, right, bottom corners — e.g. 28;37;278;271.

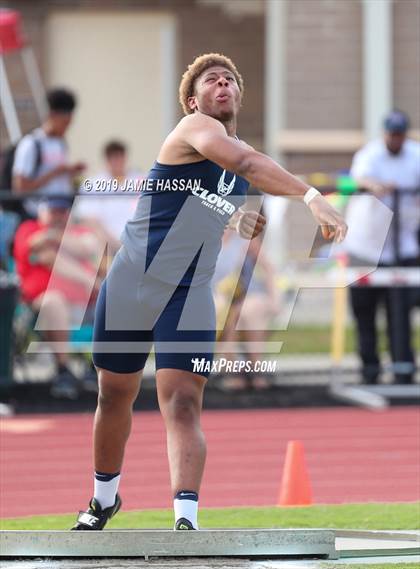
349;258;418;384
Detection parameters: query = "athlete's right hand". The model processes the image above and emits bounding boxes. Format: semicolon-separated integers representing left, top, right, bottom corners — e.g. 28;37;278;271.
236;210;266;239
308;195;348;243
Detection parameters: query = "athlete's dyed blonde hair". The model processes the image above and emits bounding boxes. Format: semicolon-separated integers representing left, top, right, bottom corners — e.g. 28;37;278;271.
179;53;244;115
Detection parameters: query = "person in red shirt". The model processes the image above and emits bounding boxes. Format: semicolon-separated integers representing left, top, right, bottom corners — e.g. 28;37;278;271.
14;195;101;398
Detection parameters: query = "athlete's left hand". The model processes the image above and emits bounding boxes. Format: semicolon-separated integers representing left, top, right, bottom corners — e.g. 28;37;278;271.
233;210;266;239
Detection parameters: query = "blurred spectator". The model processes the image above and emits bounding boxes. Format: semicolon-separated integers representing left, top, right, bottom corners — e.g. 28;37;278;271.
12;88;85;217
13;196;101;398
0;209;20;270
76;140;141;254
213;229;280;390
345;110;420;384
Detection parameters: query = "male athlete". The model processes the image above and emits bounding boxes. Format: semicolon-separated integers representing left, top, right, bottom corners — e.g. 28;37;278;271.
72;53;347;531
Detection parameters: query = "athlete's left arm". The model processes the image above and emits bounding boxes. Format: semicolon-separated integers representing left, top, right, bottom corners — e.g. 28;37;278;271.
180;113;347;243
228;140;266;239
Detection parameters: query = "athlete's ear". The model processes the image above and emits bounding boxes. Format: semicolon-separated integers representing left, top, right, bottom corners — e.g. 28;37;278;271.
187;96;198;111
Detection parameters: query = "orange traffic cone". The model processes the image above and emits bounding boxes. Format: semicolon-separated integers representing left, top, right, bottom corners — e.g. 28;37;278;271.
278;440;312;506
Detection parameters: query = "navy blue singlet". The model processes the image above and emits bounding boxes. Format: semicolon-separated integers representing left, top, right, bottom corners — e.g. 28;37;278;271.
92;158;249;376
121;159;249;286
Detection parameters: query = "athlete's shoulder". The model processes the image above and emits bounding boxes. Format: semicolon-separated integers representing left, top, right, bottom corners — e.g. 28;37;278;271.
177;112;227;134
159;114;223;163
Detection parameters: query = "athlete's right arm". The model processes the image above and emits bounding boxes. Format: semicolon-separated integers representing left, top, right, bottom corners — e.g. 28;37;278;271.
180;113;347;242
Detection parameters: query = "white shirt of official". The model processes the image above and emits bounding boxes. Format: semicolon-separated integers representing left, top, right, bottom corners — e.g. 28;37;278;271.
12;128;73;216
345;138;420;264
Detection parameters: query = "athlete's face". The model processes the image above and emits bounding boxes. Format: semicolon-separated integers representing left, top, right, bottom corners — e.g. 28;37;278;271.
188;65;242;121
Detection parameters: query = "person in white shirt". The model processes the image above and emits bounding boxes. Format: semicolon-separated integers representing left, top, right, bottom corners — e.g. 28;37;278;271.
76;140;141;254
12;88;86;217
345;110;420;384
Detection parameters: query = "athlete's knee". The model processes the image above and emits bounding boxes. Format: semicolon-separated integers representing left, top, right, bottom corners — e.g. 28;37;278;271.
98;384;138;410
97;369;141;409
162;391;201;425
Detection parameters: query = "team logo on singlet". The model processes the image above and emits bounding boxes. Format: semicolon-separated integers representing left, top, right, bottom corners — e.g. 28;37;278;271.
191;169;238;216
217;170;236;197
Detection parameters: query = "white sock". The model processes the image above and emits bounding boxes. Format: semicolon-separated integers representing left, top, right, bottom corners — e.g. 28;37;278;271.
174;490;199;529
94;471;121;509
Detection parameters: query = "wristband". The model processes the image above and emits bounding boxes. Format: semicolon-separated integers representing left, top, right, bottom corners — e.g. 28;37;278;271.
303;187;321;205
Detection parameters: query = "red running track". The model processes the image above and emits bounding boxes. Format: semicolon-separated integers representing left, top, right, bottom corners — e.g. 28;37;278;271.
1;407;419;518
